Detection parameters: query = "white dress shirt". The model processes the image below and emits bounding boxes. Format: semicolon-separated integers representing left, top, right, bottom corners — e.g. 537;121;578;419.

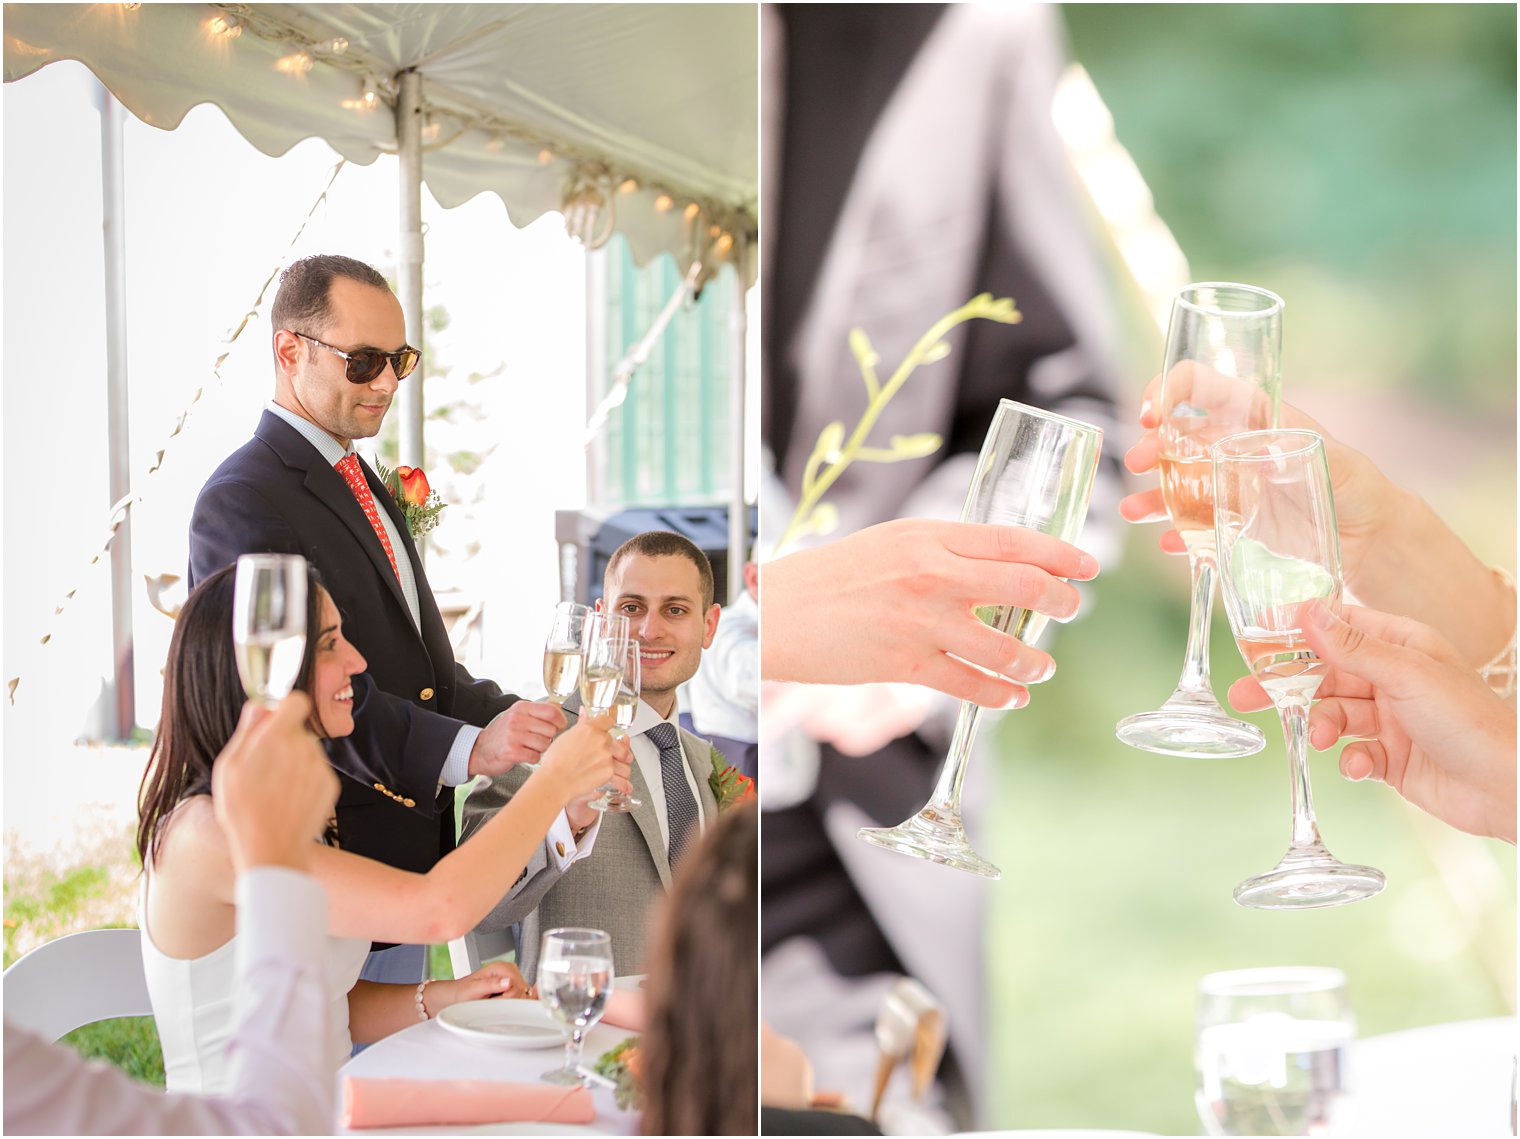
629;698;708;849
685;589;759;742
4;868;333;1136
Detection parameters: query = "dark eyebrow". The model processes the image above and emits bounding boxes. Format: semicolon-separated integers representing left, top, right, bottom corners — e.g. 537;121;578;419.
319;624;339;639
618;592;697;608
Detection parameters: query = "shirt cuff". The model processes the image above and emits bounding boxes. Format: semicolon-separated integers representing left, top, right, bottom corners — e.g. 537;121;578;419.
234;867;327;970
440;725;483;787
563;811;602;864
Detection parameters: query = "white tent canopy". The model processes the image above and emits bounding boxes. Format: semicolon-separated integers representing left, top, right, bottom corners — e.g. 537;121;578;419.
4;3;758;268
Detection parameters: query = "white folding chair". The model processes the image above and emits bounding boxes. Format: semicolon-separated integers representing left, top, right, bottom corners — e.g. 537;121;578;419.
446;926;517;980
3;927;153;1041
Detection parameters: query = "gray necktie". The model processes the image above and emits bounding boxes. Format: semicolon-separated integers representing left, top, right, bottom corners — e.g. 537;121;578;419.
646;721;698;865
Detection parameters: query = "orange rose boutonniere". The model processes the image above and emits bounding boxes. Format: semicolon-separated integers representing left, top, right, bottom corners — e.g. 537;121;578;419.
377;462;445;538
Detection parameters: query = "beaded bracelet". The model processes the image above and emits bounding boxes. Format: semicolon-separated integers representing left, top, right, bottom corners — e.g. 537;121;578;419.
415;978;435;1021
1478;567;1517;700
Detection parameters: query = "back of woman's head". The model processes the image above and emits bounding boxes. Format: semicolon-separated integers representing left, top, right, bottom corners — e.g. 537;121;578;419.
135;561;324;866
640;803;758;1136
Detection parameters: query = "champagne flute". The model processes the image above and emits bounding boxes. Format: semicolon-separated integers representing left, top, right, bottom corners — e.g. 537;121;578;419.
581;613;640;813
537;927;614;1086
543;601;588;706
1116;282;1281;758
1195;966;1356;1136
590;635;643;812
856;399;1103;879
234;553;409;802
516;601;592;775
232;553;308;706
1213;429;1385;908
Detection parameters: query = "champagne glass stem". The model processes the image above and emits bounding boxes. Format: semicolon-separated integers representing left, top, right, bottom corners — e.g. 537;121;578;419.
1277;698;1324;850
928;701;981;813
1176;546;1218;695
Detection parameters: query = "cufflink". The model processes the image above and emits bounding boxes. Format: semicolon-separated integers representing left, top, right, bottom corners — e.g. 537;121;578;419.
555;841;567;857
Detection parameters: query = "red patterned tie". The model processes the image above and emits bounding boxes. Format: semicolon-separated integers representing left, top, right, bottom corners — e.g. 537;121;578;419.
335;453;400;582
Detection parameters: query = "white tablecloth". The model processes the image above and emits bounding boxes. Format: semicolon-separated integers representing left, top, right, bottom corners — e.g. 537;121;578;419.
337;1015;641;1135
1347;1016;1516;1137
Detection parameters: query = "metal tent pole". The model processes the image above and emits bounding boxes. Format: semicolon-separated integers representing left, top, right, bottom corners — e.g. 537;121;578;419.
727;234;750;604
98;81;135;741
395;69;426;480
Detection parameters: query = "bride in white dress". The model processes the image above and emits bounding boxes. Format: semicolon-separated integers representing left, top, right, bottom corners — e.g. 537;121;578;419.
135;564;619;1094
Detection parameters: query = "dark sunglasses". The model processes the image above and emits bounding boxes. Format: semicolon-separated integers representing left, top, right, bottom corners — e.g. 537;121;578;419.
291;331;421;385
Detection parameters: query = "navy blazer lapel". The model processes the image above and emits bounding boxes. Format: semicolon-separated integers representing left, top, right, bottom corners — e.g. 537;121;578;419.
254;413;414;622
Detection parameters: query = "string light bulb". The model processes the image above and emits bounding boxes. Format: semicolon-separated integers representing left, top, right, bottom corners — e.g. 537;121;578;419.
275;50;313;73
538;148;555;165
362;80;378;108
485;133;506;153
122;2;141;10
618;177;639;194
684;202;700;220
715;232;734;256
329;37;350;55
654;194;673;212
421;118;442;144
207;13;242;38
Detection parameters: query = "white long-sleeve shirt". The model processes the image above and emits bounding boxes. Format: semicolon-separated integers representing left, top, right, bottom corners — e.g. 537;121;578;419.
4;867;333;1136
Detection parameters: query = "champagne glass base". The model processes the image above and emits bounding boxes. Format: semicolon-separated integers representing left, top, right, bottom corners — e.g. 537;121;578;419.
1115;707;1266;758
857;808;1001;880
590;791;641;813
539;1065;587;1086
1234;848;1386;910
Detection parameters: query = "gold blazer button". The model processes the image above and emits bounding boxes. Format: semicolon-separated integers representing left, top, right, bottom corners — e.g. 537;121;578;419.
403;797;416;808
419;687;435;701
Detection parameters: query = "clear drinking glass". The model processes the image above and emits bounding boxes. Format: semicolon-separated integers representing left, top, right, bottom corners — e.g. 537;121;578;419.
856;399;1103;879
1116;282;1281;758
538;927;614;1086
232;553;308;706
543;601;589;706
591;635;643;812
1213;429;1385;908
581;612;639;813
1195;966;1356;1136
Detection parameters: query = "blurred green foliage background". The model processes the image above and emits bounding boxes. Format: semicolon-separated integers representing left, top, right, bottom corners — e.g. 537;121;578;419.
980;5;1515;1134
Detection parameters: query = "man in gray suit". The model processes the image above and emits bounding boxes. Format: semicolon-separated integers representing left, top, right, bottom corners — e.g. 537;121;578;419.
462;530;724;980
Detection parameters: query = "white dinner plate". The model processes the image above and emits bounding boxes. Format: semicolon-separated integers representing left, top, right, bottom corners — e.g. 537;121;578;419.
434;999;565;1049
613;974;645;991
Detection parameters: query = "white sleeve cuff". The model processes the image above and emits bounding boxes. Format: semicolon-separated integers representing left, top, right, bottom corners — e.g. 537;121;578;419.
234;867;327;969
440;725;483;787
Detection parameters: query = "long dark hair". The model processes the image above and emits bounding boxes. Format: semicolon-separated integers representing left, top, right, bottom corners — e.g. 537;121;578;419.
639;803;758;1135
135;561;326;867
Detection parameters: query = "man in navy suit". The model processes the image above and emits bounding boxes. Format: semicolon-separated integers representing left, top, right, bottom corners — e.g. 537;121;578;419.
189;254;620;982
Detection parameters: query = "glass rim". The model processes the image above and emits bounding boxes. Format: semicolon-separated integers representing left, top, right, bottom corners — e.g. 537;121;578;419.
541;926;611;943
1175;281;1285;318
1198;965;1346;997
1211;428;1324;462
993;397;1104;439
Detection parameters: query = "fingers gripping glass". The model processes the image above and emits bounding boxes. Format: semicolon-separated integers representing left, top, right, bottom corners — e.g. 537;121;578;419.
856;400;1103;879
290;331;420;384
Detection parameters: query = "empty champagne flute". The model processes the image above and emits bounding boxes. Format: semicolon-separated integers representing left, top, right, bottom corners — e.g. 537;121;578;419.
1195;966;1356;1136
538;927;614;1086
1116;282;1281;758
232;553;308;706
1213;429;1385;908
543;601;589;706
591;635;643;812
856;399;1103;879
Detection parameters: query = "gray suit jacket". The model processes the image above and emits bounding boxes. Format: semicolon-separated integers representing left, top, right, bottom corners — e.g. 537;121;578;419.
461;722;720;981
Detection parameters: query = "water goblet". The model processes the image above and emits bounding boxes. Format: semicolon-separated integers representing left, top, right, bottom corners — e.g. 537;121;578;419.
1196;966;1356;1136
537;927;614;1086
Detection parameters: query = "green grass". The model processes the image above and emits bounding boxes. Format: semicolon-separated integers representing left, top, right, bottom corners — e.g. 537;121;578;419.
60;1018;165;1087
981;542;1515;1134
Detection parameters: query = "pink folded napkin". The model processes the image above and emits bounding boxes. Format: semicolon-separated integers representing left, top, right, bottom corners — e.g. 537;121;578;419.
602;988;646;1031
342;1077;594;1129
